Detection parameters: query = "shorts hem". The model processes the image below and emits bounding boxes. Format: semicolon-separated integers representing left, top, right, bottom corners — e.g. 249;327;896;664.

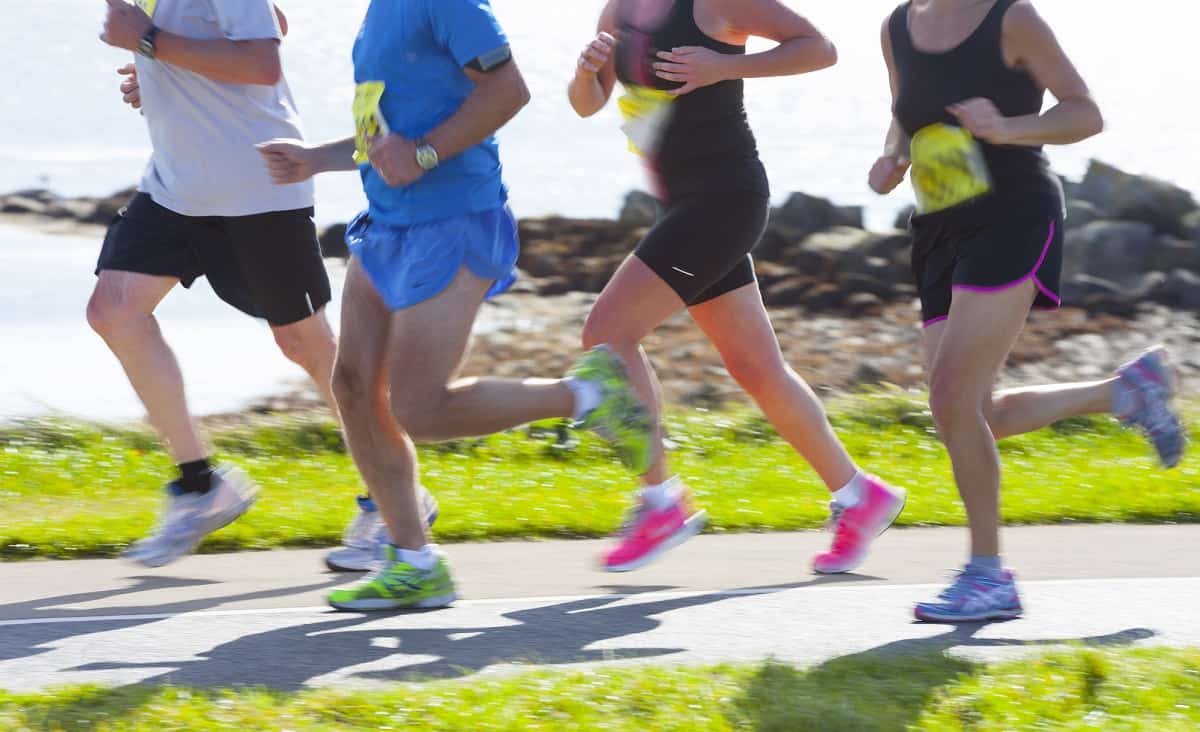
922;315;948;328
949;219;1060;305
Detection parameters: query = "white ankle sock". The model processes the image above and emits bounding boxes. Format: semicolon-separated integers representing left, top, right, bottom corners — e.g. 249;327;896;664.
566;377;603;421
831;470;868;508
395;544;437;570
641;477;682;510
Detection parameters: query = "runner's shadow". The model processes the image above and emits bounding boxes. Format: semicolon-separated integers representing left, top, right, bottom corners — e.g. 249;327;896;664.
73;574;875;689
731;624;1158;730
0;573;344;664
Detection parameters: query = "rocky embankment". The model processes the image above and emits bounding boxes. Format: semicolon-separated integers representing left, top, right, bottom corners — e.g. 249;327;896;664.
6;161;1199;406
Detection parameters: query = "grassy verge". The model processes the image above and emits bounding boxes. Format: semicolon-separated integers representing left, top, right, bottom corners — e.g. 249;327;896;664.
2;391;1198;560
1;647;1197;731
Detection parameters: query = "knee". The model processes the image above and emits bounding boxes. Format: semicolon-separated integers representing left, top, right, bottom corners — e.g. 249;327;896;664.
582;308;637;352
273;326;333;370
332;360;375;410
724;354;787;397
86;288;136;341
390;395;445;443
928;372;982;435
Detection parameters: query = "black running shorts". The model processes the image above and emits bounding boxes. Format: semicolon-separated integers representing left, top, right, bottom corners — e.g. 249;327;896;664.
97;193;333;326
912;213;1063;327
634;190;769;307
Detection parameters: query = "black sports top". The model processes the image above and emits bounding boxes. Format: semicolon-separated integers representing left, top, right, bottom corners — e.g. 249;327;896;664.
888;0;1064;224
614;0;769;200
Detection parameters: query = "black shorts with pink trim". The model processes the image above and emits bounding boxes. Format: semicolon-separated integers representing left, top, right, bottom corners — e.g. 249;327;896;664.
911;213;1063;328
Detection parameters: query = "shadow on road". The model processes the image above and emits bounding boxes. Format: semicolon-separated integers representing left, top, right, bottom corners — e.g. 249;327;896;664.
70;574;877;689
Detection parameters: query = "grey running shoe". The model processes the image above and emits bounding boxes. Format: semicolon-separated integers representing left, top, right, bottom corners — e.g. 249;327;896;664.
1115;346;1186;468
324;487;440;572
124;466;258;568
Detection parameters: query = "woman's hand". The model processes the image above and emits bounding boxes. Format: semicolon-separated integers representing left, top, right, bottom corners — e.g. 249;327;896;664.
869;154;910;195
577;32;616;77
654;46;734;96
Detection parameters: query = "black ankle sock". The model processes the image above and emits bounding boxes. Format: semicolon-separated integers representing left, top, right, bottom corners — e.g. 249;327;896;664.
177;459;215;495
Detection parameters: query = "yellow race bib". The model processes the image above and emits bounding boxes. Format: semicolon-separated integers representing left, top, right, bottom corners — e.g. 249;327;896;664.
910;124;993;214
352;82;390;165
617;86;675;157
136;0;157;17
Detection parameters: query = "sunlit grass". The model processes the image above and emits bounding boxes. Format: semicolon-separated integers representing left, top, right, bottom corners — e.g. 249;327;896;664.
2;391;1197;559
1;647;1197;731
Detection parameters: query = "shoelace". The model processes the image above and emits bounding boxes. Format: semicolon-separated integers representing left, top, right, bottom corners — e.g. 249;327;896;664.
825;502;858;551
617;501;651;538
342;510;379;547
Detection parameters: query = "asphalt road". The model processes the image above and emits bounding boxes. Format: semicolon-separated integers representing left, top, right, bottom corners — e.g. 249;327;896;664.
1;525;1196;691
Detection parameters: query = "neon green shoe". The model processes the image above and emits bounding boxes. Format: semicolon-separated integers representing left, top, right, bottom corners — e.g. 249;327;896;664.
568;346;654;474
327;546;457;612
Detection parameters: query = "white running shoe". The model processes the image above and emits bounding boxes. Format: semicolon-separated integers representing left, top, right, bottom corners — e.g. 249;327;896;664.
124;466;258;568
324;486;440;572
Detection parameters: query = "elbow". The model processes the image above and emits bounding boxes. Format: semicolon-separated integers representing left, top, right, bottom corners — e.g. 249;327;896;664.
514;78;532;114
820;40;839;69
1087;104;1105;138
254;57;283;86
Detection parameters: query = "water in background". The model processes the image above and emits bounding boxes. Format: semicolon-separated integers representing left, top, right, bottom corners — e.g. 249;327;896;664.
1;1;1196;418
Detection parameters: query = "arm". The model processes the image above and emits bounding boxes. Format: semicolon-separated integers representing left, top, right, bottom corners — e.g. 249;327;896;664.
869;15;910;195
100;0;282;86
426;62;530;162
950;1;1103;146
653;0;837;95
274;4;288;37
256;136;357;185
568;0;619;118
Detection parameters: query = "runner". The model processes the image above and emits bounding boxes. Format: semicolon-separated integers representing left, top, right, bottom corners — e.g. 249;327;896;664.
99;0;441;573
568;0;907;573
870;0;1185;622
256;0;653;611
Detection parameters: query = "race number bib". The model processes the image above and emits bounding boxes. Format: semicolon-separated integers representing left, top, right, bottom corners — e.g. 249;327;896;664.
910;124;993;214
617;86;675;157
352;82;390;165
135;0;157;17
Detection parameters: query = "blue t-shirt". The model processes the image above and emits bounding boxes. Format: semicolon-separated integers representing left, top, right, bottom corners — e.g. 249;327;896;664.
353;0;509;226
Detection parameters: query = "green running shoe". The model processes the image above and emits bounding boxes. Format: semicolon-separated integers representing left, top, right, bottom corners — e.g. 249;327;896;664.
569;346;654;474
327;545;457;612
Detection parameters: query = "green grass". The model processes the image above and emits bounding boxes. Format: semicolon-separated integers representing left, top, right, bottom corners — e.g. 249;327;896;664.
2;391;1199;560
1;647;1197;730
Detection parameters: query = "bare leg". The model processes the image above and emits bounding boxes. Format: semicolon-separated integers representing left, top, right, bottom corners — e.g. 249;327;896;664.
689;282;857;491
581;254;686;486
271;308;339;410
926;282;1037;558
87;271;206;463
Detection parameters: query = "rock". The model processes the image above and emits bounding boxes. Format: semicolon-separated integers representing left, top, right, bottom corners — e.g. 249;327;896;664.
618;191;659;227
1184;210;1200;244
1147;236;1200;274
86;188;137;224
44;199;98;222
1076;160;1198;234
1148;269;1200;310
762;276;814;307
893;205;916;230
1063;220;1156;285
0;196;48;215
842;273;897;300
770;192;861;239
804;283;845;311
318;224;349;258
751;260;797;289
796;226;873;277
1064;199;1103;231
845;292;885;317
854;359;886;384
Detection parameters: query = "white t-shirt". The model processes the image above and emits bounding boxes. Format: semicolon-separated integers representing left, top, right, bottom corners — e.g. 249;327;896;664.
134;0;314;217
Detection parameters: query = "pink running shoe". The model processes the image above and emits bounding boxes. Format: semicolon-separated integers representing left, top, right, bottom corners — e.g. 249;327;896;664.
812;475;906;574
601;497;708;572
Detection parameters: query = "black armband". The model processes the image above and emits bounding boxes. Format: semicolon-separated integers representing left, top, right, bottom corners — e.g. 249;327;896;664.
466;45;513;72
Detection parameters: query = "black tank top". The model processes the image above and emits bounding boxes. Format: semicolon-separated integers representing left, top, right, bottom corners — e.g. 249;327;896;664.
889;0;1064;225
614;0;768;200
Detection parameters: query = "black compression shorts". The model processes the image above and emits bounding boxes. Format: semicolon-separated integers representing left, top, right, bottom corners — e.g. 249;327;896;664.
634;190;769;307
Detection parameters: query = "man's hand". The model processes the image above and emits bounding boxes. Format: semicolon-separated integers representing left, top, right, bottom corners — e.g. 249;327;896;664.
117;63;141;110
256;139;319;185
100;0;153;52
368;135;425;188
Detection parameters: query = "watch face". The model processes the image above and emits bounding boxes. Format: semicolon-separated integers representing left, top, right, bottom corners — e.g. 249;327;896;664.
139;38;155;58
416;146;439;170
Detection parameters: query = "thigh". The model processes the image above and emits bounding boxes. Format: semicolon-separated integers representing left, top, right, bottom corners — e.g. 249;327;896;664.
386;266;494;411
931;282;1037;401
585;253;687;347
96;193;204;286
688;280;784;368
954;215;1063;311
634;191;769;307
91;269;179;315
336;257;394;398
214;208;334;326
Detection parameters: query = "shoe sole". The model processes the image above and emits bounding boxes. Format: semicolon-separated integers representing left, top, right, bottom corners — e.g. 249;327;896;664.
133;490;259;569
328;592;458;612
323;495;441;573
812;488;908;575
603;509;708;573
913;607;1023;623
